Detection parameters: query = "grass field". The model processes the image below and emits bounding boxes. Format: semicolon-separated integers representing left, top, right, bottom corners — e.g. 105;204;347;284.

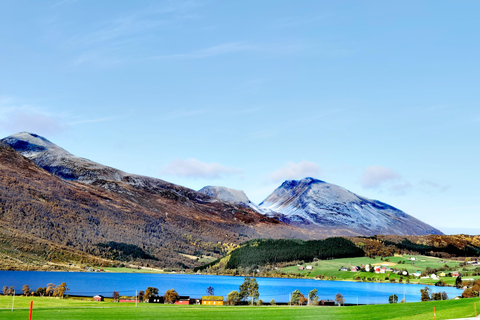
279;255;479;286
0;296;479;320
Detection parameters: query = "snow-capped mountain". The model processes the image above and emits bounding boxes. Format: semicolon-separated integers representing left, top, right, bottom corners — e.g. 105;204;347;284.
1;132;125;183
259;177;442;236
1;132;207;201
198;186;263;212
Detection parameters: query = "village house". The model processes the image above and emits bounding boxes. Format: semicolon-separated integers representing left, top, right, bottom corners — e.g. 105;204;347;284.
374;266;381;274
452;272;460;277
340;266;349;272
306;265;313;270
148;296;165;303
174;296;190;305
202;296;224;305
93;295;104;302
351;266;360;272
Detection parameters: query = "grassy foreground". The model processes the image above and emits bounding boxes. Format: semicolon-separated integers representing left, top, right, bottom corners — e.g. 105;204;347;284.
1;296;479;320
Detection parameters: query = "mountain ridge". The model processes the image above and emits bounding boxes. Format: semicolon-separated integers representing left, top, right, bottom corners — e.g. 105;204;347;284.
259;177;442;236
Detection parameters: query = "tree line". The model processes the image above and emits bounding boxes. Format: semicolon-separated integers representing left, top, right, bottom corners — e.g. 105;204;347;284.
2;282;69;298
198;237;364;271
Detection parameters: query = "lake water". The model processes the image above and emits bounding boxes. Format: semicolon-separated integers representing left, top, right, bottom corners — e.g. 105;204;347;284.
0;271;462;304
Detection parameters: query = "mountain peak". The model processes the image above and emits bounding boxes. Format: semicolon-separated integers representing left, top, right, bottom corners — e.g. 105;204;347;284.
260;178;442;236
2;132;67;156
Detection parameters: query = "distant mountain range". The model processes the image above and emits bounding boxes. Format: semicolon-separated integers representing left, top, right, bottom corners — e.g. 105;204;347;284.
197;179;441;236
0;132;442;269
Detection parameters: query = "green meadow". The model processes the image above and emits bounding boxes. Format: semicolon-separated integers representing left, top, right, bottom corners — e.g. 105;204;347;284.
1;296;479;320
279;255;480;286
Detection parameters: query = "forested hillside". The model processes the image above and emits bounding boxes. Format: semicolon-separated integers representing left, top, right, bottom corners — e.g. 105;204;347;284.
352;235;480;258
195;237;365;271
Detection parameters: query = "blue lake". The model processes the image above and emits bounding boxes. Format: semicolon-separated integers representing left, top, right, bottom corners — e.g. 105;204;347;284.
0;271;462;304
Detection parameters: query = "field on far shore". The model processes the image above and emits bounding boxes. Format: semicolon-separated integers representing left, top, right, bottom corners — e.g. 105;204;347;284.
279;255;480;286
1;296;479;320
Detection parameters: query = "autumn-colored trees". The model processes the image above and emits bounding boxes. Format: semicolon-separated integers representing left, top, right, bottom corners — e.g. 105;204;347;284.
335;293;345;306
462;279;480;298
144;287;158;301
113;291;120;302
164;289;179;304
22;284;30;296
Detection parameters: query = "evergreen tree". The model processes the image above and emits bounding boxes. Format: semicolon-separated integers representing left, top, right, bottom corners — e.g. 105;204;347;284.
291;290;301;305
455;276;463;288
388;294;398;303
308;288;318;305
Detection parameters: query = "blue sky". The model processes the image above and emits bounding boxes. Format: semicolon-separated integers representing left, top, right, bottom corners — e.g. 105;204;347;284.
1;1;479;234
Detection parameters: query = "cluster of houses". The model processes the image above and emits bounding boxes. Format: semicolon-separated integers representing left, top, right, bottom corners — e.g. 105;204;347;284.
85;267;105;272
339;262;465;279
298;265;314;271
93;295;224;305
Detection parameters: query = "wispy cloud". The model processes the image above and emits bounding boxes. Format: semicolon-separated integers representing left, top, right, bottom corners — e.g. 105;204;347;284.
419;180;451;193
153;41;304;60
162;109;208;120
270;15;329;28
360;165;412;195
69;116;117;125
66;1;201;66
161;158;243;179
361;165;401;189
71;52;124;67
0;106;65;136
250;130;278;140
153;42;253;60
51;0;78;9
69;2;199;47
267;161;321;183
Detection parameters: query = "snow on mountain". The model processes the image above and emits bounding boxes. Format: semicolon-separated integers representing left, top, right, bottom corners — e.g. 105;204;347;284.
259;177;442;236
198;186;263;213
1;132;125;183
1;133;209;202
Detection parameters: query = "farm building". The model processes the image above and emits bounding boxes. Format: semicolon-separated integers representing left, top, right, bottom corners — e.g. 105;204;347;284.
174;296;190;305
202;296;224;305
321;299;335;306
148;296;165;303
93;295;104;302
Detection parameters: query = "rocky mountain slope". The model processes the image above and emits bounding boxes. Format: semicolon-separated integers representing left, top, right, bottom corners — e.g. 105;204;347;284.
0;135;311;270
259;178;442;236
198;186;262;212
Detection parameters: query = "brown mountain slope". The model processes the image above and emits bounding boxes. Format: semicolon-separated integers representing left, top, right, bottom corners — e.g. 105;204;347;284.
0;142;316;269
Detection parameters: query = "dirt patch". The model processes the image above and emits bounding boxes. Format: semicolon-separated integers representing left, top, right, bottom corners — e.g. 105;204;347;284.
372;261;397;266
